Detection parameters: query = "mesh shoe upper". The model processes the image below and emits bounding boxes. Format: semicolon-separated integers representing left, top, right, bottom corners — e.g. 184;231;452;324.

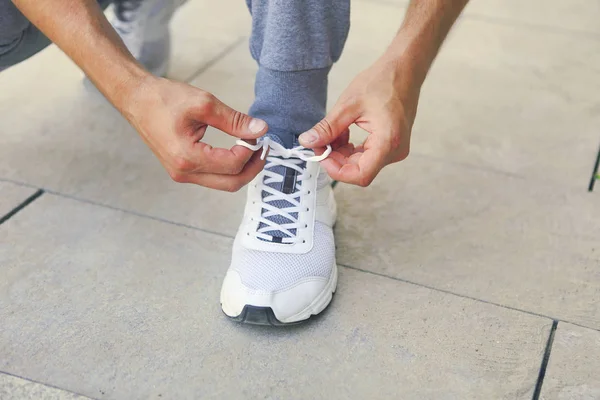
228;135;337;292
231;222;335;291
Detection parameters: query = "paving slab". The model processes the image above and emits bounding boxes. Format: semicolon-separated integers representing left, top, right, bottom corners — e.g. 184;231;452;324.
360;0;600;36
330;2;600;190
0;182;38;220
0;0;249;82
164;0;250;81
334;155;600;330
0;373;90;400
541;323;600;400
0;194;551;400
466;0;600;35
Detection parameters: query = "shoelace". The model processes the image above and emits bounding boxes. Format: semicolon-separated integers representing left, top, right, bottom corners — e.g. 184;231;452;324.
236;138;331;244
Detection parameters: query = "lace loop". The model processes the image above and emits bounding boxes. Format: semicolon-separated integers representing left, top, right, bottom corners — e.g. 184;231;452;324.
236;137;331;162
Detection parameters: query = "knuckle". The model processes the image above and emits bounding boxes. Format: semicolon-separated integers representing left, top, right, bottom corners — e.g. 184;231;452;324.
229;159;245;175
358;174;374;187
399;147;410;161
172;156;194;172
389;133;402;152
315;119;335;139
169;171;188;183
229;110;249;133
224;180;243;192
197;92;216;114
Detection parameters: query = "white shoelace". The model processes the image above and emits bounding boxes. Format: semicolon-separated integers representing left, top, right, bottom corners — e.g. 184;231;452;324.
236;138;331;244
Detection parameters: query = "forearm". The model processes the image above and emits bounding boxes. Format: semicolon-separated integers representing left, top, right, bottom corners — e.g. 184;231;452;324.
383;0;469;88
11;0;149;111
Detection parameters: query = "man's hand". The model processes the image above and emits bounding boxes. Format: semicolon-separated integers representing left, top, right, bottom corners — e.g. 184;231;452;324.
11;0;268;191
299;59;418;187
299;0;469;187
125;77;268;191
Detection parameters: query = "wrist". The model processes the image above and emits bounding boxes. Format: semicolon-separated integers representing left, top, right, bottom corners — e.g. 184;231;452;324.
379;39;429;91
93;61;153;114
374;52;423;104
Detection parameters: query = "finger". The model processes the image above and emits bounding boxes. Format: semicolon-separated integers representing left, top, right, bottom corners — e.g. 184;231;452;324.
298;102;359;148
203;95;268;139
184;151;265;191
192;141;256;175
313;128;353;157
330;129;351;150
321;143;386;187
319;149;357;179
331;142;357;158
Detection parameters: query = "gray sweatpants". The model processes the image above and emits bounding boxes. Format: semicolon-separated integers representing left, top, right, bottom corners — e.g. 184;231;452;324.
0;0;351;145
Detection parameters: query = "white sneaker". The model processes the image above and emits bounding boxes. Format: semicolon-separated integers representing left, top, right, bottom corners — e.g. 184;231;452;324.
220;136;338;325
111;0;184;77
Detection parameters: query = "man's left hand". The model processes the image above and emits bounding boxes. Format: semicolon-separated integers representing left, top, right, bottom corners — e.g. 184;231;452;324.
298;58;421;187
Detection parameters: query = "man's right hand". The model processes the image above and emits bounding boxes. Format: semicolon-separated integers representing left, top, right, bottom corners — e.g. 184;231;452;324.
123;76;268;192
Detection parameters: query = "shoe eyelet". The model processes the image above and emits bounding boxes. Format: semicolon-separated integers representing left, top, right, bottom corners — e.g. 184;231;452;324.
304;224;308;228
306;207;310;212
302;240;306;244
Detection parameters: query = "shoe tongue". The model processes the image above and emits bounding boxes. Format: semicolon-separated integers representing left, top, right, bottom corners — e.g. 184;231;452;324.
259;134;304;242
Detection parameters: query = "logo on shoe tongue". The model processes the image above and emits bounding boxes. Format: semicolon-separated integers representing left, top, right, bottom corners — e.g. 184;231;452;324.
282;167;298;195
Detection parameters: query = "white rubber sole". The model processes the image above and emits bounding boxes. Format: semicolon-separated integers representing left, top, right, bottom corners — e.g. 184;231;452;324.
221;262;338;325
280;263;338;324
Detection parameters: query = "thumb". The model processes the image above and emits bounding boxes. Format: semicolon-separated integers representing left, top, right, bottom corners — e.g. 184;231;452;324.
298;104;358;148
206;97;268;139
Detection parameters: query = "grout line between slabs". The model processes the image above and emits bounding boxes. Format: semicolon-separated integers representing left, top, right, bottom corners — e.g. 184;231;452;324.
588;142;600;192
41;188;234;241
0;189;44;225
532;320;559;400
339;264;599;333
0;370;97;400
183;36;247;83
2;181;598;333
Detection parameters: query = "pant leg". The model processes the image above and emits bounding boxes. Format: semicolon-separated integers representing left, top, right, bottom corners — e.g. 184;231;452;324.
246;0;351;147
0;0;112;72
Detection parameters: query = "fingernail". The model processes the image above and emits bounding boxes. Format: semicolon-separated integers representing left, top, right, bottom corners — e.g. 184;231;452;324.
299;129;318;144
249;118;267;134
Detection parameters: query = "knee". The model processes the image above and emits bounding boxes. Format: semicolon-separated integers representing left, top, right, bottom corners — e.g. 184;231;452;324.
0;20;50;69
0;6;31;68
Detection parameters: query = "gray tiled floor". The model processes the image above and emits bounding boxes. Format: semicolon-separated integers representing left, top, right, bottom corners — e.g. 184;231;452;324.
541;323;600;399
454;0;600;36
360;0;600;36
334;157;600;330
1;0;598;398
0;373;90;400
335;1;600;189
1;195;551;399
